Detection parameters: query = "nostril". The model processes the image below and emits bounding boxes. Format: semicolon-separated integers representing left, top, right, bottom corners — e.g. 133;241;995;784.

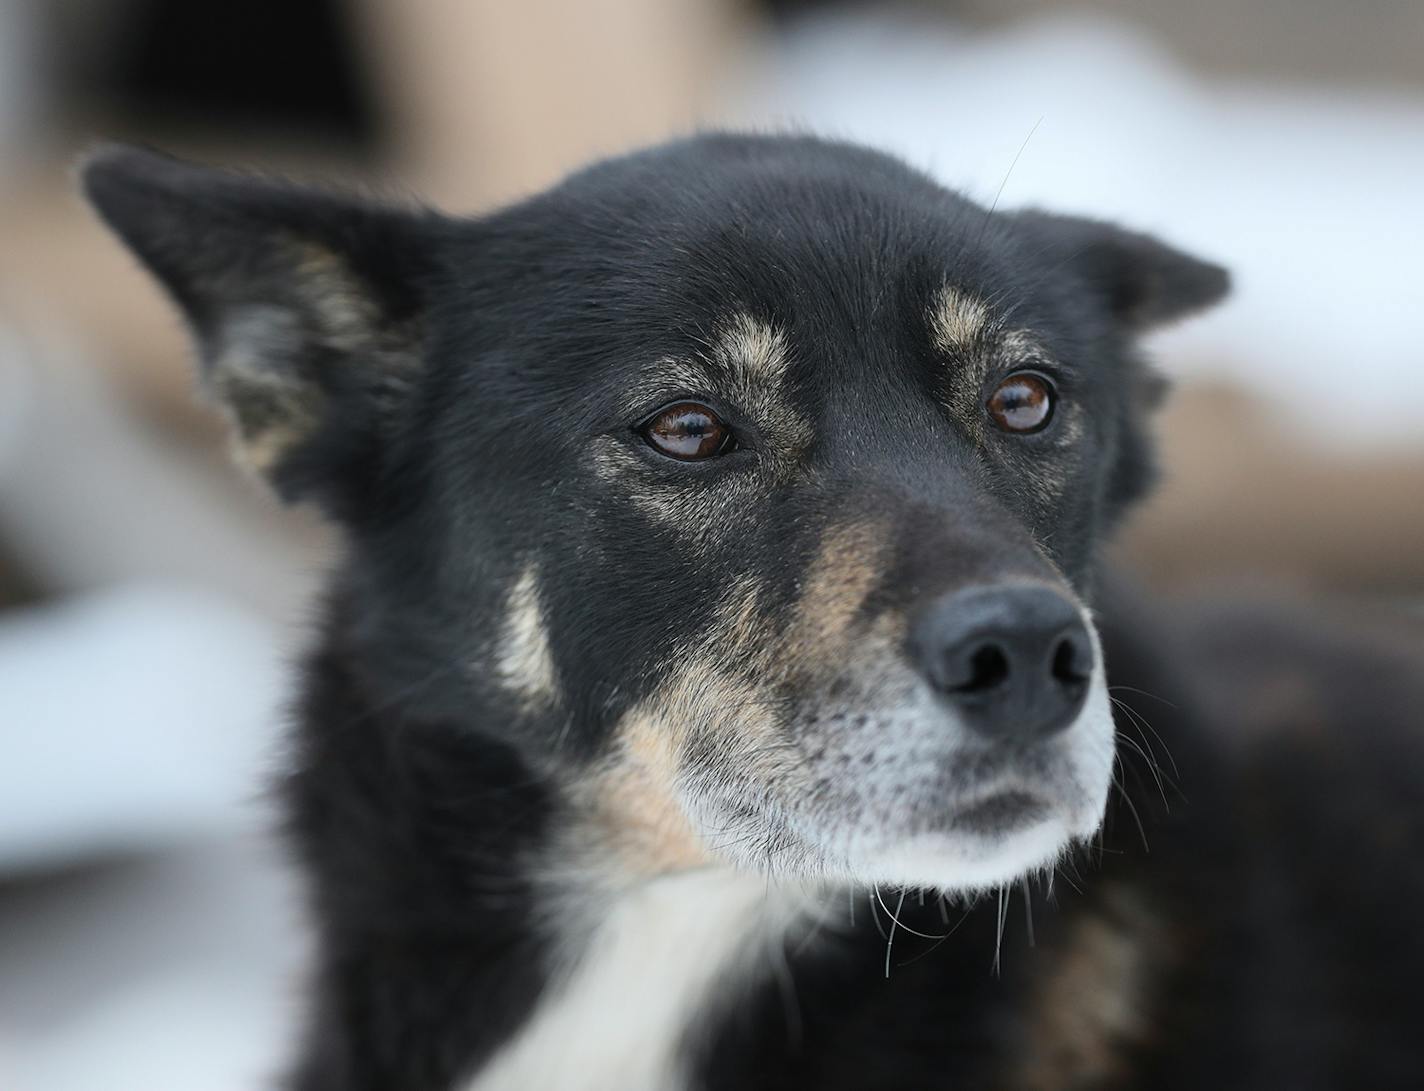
912;586;1094;740
953;643;1010;694
1051;634;1091;688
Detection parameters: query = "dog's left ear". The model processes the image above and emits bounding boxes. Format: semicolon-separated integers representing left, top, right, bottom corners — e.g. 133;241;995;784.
81;144;438;512
1012;212;1228;522
1013;211;1230;330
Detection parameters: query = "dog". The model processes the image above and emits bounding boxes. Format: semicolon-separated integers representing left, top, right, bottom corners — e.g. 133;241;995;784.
83;134;1424;1090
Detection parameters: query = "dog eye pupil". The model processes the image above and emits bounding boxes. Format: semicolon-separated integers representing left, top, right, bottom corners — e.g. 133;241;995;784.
987;373;1055;433
639;402;732;461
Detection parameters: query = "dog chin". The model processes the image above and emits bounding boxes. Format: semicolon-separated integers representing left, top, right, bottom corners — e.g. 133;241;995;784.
834;758;1113;893
835;697;1114;894
849;818;1080;894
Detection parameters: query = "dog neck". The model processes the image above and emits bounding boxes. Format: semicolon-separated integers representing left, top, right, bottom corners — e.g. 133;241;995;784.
289;628;823;1090
466;867;817;1091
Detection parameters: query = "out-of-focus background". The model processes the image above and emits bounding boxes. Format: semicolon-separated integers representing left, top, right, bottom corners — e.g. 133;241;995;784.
0;1;1420;1087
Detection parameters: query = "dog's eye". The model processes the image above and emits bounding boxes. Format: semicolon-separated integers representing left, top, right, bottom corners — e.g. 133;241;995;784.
638;402;734;461
987;372;1055;434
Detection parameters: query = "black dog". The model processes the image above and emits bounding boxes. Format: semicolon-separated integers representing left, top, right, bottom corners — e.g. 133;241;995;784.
84;134;1424;1089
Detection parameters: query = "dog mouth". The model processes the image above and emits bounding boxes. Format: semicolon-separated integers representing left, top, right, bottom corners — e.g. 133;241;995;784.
948;788;1052;835
682;657;1117;890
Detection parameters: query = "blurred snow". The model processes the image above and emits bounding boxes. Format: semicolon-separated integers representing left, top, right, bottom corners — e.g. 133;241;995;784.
0;837;306;1091
0;332;325;621
0;584;286;869
0;321;310;1085
0;327;317;864
728;9;1424;448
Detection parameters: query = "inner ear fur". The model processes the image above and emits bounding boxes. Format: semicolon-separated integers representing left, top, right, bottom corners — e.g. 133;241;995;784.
81;144;439;507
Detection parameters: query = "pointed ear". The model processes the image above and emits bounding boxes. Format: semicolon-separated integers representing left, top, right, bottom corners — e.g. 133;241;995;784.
1013;211;1230;330
80;144;439;510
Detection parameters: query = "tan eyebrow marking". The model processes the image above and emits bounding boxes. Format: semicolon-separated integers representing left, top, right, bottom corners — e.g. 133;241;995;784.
707;311;811;470
928;284;995;355
621;311;792;414
929;285;995;441
616;310;811;485
711;311;791;386
930;289;1077;450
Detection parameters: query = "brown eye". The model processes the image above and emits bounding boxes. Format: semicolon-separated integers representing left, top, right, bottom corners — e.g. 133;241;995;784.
638;402;734;461
987;372;1056;434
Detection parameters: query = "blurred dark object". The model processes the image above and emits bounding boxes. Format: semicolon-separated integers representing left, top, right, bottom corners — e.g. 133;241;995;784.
0;534;42;611
55;0;382;154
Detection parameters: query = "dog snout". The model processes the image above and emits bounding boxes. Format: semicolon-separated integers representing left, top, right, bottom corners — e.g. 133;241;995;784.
910;585;1093;742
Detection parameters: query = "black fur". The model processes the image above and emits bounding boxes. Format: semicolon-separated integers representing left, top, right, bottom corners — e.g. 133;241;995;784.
82;133;1424;1090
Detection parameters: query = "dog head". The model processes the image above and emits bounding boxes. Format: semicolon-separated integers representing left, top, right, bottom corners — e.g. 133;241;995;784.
83;135;1226;893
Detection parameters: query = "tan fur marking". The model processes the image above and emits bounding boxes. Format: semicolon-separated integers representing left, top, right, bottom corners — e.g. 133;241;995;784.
712;312;812;471
587;713;712;874
591;436;764;544
585;575;787;876
929;285;994;354
227;417;311;476
787;519;892;667
714;573;771;667
998;327;1049;361
496;566;560;707
930;285;997;441
588;665;771;876
712;312;792;385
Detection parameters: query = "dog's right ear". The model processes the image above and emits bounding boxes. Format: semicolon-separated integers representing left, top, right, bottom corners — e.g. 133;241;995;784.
81;144;440;513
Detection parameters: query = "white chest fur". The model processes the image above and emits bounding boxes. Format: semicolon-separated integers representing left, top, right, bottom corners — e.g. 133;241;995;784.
464;870;814;1091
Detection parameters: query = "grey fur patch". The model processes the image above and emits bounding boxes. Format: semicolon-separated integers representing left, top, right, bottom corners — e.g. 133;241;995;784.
203;245;422;481
210;306;324;476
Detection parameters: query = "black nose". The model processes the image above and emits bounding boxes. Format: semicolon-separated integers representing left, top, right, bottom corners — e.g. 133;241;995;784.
911;585;1094;741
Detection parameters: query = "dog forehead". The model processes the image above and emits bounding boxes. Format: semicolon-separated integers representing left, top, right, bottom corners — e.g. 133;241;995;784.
528;144;996;316
471;143;1072;465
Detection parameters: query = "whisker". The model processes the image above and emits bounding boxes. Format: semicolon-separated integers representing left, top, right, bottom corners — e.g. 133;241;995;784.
874;886;955;941
884;887;905;978
976;116;1045;248
1112;721;1171;807
1054;863;1085;895
1111;696;1183;801
1109;692;1182;781
897;903;975;968
993;886;1009;975
1108;683;1180;709
1110;760;1151;851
